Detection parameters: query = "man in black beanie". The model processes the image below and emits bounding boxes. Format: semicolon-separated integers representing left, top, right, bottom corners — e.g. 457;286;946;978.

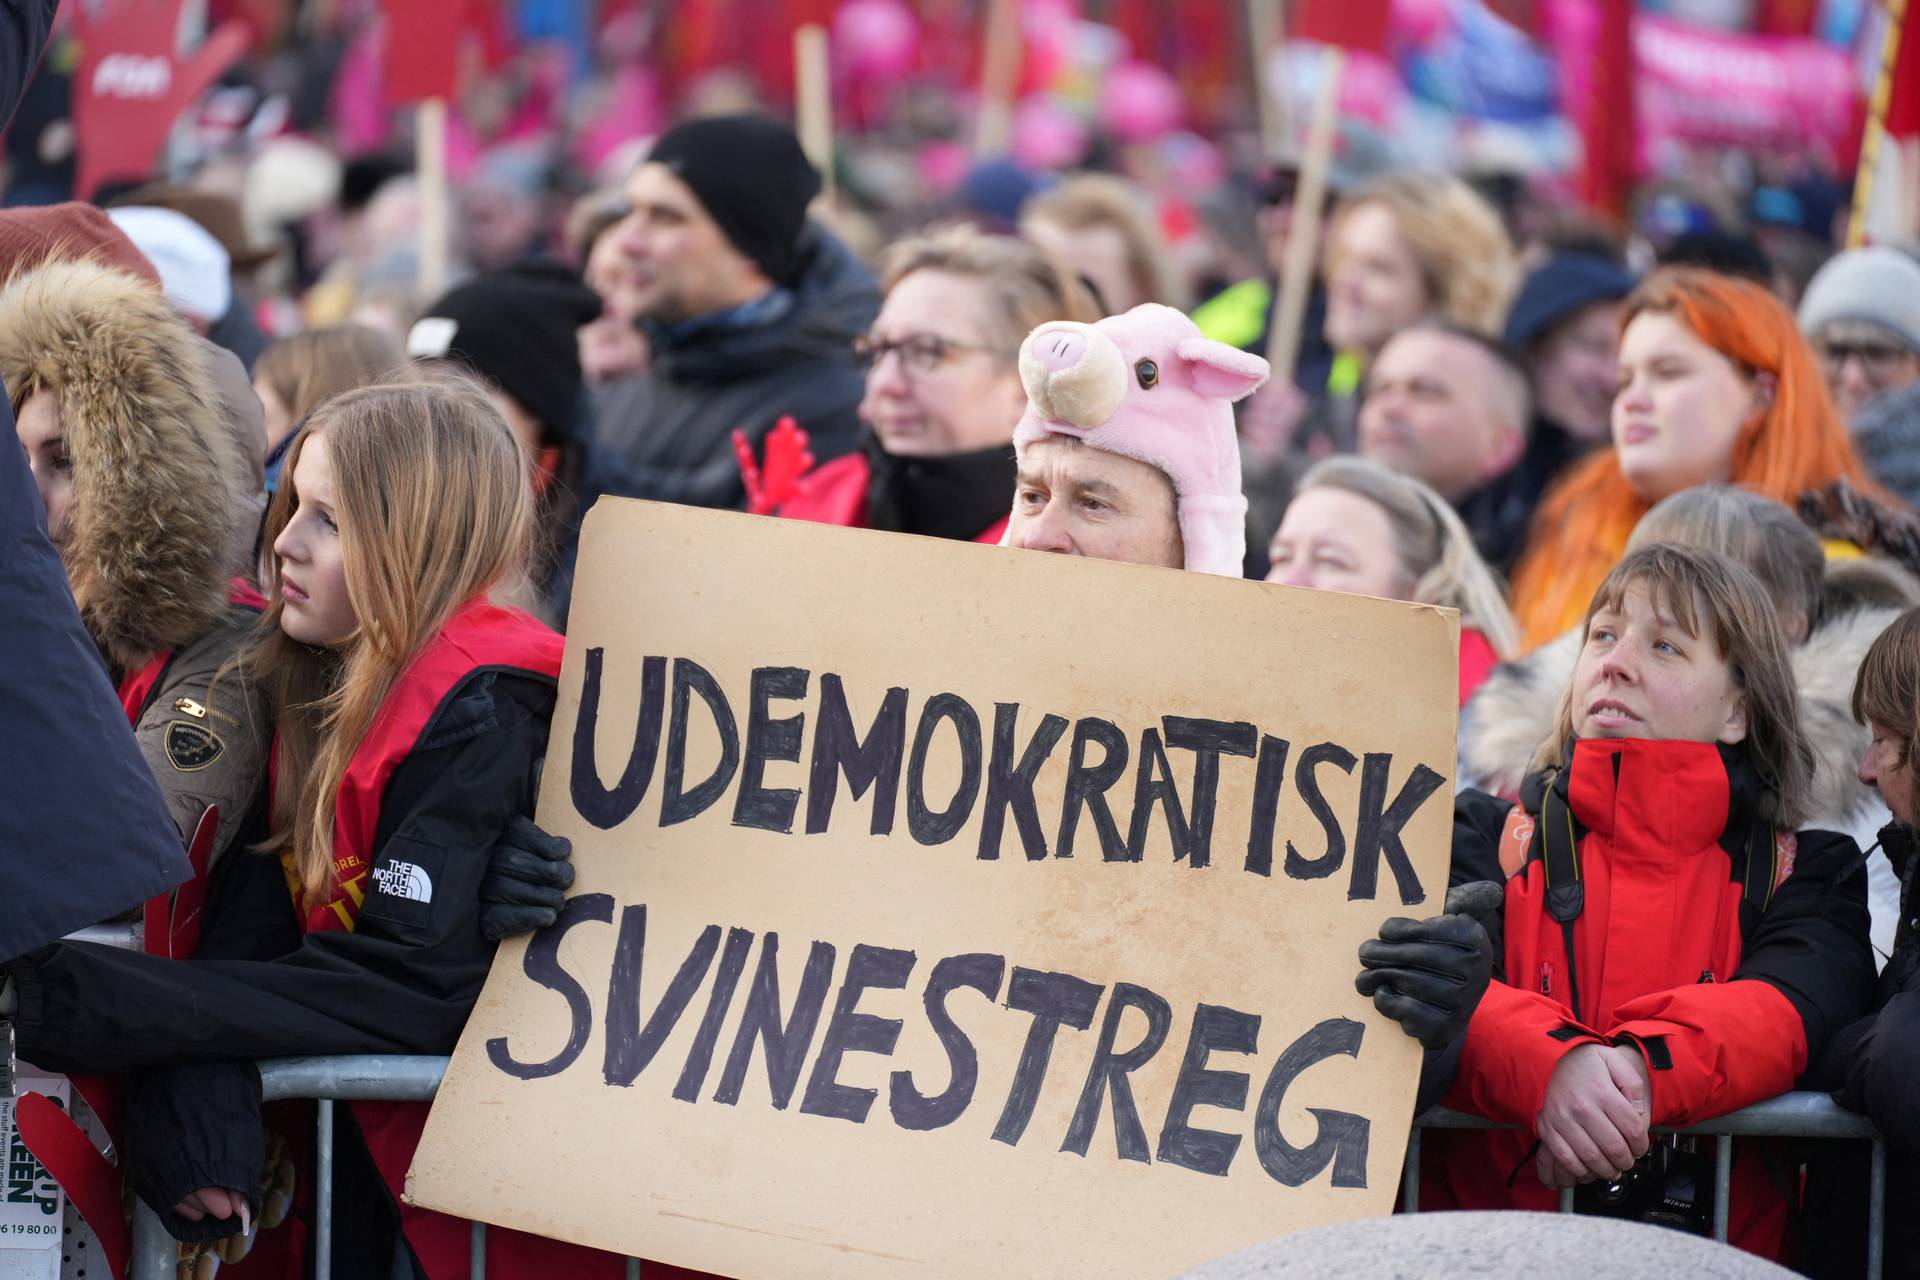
408;260;605;621
585;114;879;512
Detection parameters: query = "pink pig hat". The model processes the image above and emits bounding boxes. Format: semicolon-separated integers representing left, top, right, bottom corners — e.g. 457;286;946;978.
1010;302;1269;577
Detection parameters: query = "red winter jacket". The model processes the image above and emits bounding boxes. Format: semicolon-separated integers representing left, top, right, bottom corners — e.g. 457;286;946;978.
1425;738;1875;1259
776;452;1011;544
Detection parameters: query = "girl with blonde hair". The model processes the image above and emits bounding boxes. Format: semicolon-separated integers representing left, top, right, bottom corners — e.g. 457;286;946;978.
1267;455;1520;703
1;381;630;1279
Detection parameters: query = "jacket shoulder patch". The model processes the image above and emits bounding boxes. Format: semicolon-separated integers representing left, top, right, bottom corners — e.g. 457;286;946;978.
163;720;225;772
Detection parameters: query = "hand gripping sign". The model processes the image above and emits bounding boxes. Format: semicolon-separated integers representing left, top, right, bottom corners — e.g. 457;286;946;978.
410;499;1460;1278
72;0;252;201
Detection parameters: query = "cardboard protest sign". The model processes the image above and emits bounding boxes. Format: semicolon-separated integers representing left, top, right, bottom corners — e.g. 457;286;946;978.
410;499;1459;1278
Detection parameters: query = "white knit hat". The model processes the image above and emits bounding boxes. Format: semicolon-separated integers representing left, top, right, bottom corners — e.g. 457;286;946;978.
1797;246;1920;355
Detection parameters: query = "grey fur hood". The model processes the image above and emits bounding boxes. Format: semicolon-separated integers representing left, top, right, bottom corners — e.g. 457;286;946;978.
1459;557;1920;829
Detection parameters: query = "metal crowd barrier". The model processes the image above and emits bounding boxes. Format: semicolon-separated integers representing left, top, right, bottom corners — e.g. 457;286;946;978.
124;1057;1889;1280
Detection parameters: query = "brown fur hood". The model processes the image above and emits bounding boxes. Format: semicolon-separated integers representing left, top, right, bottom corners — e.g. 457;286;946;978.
1459;556;1920;828
0;259;243;674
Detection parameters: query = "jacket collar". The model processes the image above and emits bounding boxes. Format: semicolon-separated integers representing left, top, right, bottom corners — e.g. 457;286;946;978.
1539;737;1764;857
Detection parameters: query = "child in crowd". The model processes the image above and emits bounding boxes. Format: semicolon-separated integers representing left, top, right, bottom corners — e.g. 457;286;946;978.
0;382;633;1279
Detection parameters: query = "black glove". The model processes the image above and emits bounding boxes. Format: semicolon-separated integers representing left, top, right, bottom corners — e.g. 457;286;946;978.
479;816;575;942
1354;881;1501;1050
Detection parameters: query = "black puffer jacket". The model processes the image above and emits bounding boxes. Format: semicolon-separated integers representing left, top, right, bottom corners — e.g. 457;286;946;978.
1801;822;1920;1279
584;224;879;512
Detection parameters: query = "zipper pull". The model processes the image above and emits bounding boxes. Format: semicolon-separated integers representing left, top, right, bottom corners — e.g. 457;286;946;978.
1698;970;1717;984
173;697;238;726
1539;962;1553;997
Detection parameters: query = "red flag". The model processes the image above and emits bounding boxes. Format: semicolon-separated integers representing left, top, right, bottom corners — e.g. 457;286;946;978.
384;0;459;103
72;0;251;200
1887;0;1920;140
1293;0;1392;55
1577;0;1636;221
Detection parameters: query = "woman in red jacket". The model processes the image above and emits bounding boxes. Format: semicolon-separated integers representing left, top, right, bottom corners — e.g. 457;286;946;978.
1422;543;1874;1258
775;224;1097;541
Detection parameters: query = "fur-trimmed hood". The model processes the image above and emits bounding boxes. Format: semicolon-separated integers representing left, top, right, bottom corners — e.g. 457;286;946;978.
1460;558;1920;828
0;258;244;674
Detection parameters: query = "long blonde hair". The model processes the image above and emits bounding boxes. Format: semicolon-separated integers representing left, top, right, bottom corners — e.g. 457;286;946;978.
1296;456;1522;660
247;380;533;896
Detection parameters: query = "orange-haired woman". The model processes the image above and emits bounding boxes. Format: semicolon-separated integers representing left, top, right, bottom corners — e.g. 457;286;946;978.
1509;268;1878;648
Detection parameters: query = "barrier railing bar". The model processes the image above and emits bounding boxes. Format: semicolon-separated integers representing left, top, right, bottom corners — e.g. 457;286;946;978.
126;1061;1892;1280
472;1217;487;1278
1870;1138;1886;1280
1713;1134;1732;1243
1401;1126;1421;1212
315;1097;334;1280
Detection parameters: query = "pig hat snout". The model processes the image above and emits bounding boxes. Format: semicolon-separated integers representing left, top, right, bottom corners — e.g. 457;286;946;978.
1020;324;1128;426
1011;303;1270;577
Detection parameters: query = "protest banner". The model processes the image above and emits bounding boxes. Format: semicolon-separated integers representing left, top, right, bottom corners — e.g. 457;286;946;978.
409;499;1459;1278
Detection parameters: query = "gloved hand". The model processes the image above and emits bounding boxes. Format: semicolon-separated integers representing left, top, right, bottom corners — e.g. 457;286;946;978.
479;816;575;942
1354;881;1501;1049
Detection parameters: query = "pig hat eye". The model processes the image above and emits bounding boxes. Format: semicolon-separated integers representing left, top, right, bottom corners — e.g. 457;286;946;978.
1134;359;1159;389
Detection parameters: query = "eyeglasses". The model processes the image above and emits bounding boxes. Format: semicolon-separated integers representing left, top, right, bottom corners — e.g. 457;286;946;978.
853;332;994;375
1814;339;1917;381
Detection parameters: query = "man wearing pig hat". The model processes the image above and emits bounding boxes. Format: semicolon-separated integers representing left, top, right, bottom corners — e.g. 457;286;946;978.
1003;303;1267;575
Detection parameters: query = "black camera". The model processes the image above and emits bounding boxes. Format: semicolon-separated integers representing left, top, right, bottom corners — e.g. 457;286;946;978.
1575;1136;1715;1234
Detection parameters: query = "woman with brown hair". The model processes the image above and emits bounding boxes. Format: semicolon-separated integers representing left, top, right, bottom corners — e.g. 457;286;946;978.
1416;544;1874;1259
1508;267;1879;648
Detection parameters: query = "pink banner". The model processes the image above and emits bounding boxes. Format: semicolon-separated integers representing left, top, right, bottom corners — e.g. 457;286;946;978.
1548;0;1858;165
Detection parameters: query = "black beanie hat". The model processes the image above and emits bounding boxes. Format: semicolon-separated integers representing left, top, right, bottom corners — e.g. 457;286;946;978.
646;115;822;285
406;261;603;443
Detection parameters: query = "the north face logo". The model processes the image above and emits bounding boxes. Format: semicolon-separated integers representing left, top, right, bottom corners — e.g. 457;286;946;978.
372;861;434;904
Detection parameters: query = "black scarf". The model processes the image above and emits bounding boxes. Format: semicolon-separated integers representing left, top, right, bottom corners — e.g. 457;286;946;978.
863;434;1017;542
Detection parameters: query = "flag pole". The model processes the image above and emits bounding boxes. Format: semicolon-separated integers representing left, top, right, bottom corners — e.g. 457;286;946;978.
1850;0;1912;247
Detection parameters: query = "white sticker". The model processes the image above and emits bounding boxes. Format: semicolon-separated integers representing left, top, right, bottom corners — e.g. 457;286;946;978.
0;1071;68;1275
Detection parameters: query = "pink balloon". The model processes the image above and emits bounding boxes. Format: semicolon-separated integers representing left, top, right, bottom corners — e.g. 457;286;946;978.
834;0;918;81
1097;61;1184;143
1012;96;1089;170
1392;0;1453;47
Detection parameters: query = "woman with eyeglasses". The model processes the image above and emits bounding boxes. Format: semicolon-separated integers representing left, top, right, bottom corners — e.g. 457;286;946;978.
776;225;1098;542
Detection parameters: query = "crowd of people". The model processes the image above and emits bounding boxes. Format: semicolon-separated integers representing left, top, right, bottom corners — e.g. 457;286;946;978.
8;2;1920;1277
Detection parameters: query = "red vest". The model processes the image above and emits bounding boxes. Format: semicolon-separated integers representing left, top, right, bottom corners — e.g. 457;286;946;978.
278;600;630;1280
295;600;563;935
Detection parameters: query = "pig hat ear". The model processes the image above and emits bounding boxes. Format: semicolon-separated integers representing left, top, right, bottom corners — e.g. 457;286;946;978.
1177;336;1270;402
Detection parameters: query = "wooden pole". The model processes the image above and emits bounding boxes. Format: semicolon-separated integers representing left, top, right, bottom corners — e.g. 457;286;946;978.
1247;0;1291;162
793;23;836;204
416;96;449;301
1264;47;1342;385
975;0;1020;157
1848;0;1909;247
